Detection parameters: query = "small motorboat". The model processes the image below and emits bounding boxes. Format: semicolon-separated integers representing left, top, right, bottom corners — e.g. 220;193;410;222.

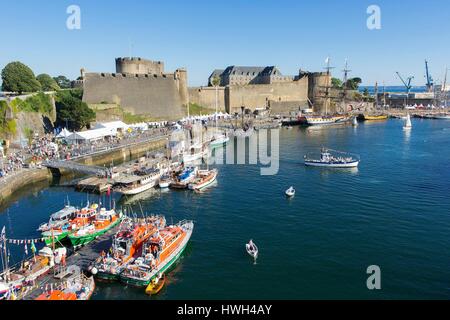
285;186;295;197
145;273;165;295
158;175;171;188
245;240;258;262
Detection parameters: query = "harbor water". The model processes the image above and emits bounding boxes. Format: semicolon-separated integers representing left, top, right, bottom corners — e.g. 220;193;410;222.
1;118;450;299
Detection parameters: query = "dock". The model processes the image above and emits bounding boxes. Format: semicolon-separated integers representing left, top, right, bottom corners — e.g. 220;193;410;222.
76;176;113;193
20;224;118;300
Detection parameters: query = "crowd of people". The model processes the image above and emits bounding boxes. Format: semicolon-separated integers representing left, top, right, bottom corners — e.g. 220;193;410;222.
0;124;175;182
0;151;25;179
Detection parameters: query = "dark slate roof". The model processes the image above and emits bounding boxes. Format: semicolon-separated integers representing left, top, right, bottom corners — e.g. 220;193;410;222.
209;69;225;79
221;66;282;76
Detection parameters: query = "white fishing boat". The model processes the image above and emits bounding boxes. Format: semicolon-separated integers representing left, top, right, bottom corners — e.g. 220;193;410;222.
158;175;171;188
403;113;412;130
188;169;218;191
115;169;160;195
304;148;359;168
37;204;77;232
245;240;258;262
285;186;295;197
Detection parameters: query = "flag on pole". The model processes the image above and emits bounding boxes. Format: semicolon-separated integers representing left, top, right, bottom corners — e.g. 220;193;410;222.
24;242;28;255
31;240;36;254
1;226;5;240
325;57;330;65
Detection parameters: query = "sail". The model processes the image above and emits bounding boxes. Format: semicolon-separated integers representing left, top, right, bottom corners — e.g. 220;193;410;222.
405;114;412;127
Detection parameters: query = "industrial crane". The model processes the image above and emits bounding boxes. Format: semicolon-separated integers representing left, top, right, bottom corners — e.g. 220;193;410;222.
425;60;434;92
395;72;414;107
395;72;414;94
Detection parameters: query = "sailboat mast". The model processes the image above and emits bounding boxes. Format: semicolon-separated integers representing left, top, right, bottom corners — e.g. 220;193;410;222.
342;60;350;114
443;68;448;107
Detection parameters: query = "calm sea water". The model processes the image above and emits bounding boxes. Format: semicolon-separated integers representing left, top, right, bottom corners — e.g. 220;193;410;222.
1;119;450;299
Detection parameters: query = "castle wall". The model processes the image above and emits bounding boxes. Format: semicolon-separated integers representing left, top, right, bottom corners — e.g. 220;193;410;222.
188;86;226;111
225;77;309;114
83;73;186;120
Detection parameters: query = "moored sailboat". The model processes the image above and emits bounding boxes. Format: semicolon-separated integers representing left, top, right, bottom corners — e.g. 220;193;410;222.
403;113;412;130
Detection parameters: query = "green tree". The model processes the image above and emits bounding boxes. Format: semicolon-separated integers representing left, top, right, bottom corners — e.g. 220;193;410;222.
53;75;72;89
36;74;60;91
1;61;41;93
55;90;95;131
346;77;362;90
211;75;221;87
331;78;343;88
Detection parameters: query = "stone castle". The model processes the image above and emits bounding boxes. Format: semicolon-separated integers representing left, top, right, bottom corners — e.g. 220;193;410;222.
82;57;188;120
82;57;331;120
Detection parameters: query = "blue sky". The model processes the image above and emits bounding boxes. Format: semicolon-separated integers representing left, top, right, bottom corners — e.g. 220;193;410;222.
0;0;449;86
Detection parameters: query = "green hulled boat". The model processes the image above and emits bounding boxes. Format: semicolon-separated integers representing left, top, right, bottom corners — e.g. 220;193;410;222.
119;220;194;287
69;209;122;248
43;230;69;246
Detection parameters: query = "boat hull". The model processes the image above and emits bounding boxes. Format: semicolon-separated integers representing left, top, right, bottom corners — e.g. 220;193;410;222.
363;115;388;121
119;240;189;287
117;181;157;195
43;231;69;246
95;270;121;282
69;217;121;248
304;160;359;168
188;171;218;191
119;222;193;287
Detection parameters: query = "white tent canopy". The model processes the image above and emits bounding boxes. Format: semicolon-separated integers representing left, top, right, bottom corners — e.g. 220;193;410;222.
67;128;116;143
56;128;72;139
94;121;129;133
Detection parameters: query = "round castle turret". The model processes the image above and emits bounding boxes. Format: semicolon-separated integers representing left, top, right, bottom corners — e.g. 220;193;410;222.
115;57;164;75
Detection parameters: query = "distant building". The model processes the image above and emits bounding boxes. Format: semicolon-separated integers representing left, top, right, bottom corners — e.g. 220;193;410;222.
208;66;293;86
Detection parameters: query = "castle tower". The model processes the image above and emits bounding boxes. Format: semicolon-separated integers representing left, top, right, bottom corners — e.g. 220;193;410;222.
115;57;164;75
175;68;189;107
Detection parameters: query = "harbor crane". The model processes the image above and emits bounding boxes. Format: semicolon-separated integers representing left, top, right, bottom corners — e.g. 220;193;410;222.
395;72;414;107
395;72;414;94
425;60;434;93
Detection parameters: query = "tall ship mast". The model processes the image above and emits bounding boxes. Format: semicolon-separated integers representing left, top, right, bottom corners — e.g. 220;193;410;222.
342;59;351;113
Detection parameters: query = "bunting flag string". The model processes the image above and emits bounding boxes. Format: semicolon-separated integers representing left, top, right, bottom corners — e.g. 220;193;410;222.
6;238;46;245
